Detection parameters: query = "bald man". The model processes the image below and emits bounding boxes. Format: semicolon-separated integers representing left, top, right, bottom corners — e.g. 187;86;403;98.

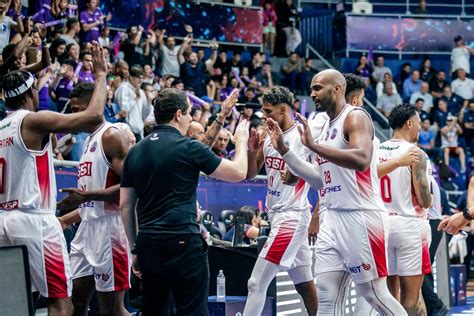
187;121;205;141
272;69;406;315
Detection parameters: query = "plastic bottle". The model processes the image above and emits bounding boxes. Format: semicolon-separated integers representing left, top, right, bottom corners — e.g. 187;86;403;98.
216;270;226;302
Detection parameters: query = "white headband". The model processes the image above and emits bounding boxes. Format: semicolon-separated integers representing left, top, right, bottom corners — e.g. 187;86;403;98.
4;73;35;99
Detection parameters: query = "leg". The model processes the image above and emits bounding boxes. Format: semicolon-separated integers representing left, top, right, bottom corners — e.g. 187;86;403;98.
97;290;130;316
315;271;351;316
243;258;281;316
72;276;95;316
47;298;74;316
387;275;400;302
399;275;424;315
456;147;466;171
355;277;407;316
288;265;317;315
443;147;449;166
263;33;269;53
269;32;275;55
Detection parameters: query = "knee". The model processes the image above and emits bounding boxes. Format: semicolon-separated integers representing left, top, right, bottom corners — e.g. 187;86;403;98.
247;277;261;296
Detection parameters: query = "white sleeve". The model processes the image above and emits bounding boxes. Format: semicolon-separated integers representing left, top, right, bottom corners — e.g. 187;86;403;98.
282;149;323;190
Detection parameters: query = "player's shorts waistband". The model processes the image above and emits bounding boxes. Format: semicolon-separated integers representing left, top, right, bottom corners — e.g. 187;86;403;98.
0;208;55;215
325;208;388;213
267;207;311;213
388;211;427;219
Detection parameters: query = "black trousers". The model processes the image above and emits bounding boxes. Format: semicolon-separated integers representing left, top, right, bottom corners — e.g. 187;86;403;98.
421;219;446;315
136;233;209;316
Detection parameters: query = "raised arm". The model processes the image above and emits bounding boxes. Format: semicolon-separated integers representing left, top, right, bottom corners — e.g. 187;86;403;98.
411;149;432;209
178;35;192;65
22;42;51;75
210;120;249;182
296;111;373;171
22;42;107;140
246;127;265;179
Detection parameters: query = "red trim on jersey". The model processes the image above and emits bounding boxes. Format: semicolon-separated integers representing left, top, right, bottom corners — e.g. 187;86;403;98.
355;167;373;199
35;152;51;209
368;228;388;278
43;233;69;298
293;178;306;202
264;223;296;265
421;238;432;275
111;232;130;291
104;168;120;211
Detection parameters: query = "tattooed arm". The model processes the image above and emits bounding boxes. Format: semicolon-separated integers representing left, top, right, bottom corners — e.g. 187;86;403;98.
411;149;432;209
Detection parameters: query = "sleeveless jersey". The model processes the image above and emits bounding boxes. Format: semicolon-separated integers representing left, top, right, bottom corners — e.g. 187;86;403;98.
0;110;56;213
263;123;311;212
378;139;426;217
78;122;121;221
317;105;386;212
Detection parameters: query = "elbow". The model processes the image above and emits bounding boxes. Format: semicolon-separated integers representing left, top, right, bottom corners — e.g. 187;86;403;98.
231;170;247;183
355;161;370;172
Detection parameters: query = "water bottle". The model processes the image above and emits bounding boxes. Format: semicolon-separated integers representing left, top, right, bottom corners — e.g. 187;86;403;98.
216;270;226;302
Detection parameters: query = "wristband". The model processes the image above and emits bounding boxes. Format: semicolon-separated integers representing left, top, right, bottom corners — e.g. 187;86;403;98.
463;207;473;221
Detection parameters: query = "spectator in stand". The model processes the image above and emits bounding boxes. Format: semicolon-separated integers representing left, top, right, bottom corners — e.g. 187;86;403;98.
420;58;436;83
376;72;397;98
246;52;263;78
441;85;464;115
49;38;67;64
63;43;80;64
0;0;23;54
122;25;153;67
441;116;466;173
376;83;402;118
229;52;243;76
255;62;273;91
212;129;231;158
395;62;412;92
171;78;184;91
281;52;300;92
79;0;111;43
157;28;181;77
418;119;441;160
429;70;449;99
196;48;205;62
179;36;218;98
372;56;392;83
416;0;428;14
60;17;80;46
214;51;230;76
276;0;301;54
141;82;157;107
77;51;95;83
363;77;377;105
223;206;265;244
403;70;422;101
114;65;151;141
104;85;125;123
435;99;449;129
415;98;430;122
143;64;154;83
410;82;433;112
459;99;474;158
354;54;372;79
98;25;111;48
262;1;277;56
50;60;75;113
451;35;473;78
451;68;474;101
300;58;318;95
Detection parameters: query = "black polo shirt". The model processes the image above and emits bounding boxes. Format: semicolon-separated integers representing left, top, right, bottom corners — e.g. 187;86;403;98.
121;125;222;236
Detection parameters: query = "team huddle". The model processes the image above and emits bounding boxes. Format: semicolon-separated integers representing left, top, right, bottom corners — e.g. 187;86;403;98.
0;42;433;316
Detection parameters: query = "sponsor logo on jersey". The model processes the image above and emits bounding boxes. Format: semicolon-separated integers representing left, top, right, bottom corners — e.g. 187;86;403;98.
0;199;19;210
150;133;160;141
78;161;93;178
330;128;337;140
89;141;97;153
79;201;95;208
349;263;371;273
0;136;14;149
319;185;342;197
265;157;286;171
94;273;110;282
267;189;281;197
379;144;400;151
0;122;11;130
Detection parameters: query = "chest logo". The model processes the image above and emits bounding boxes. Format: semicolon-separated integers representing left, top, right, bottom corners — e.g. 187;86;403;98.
89;141;97;153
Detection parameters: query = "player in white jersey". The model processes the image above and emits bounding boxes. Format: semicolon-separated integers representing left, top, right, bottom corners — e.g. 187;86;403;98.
378;103;432;314
56;83;131;316
243;86;321;316
289;70;406;315
0;42;108;316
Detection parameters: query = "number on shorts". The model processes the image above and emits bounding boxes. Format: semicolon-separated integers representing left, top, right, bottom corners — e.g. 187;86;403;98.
380;175;392;203
0;157;6;194
324;170;331;184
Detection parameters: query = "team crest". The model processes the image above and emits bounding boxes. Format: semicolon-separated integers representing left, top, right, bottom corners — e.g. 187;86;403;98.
330;128;337;140
90;141;97;153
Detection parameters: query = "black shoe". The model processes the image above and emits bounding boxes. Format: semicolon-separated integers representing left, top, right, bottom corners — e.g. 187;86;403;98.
431;304;448;316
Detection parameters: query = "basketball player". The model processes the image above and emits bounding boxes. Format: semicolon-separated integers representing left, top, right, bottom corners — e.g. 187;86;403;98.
243;86;321;316
378;104;433;314
290;69;406;315
0;42;107;316
56;83;132;316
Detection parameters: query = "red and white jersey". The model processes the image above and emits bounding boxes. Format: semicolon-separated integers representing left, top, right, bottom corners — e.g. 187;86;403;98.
78;122;121;221
378;139;426;217
317;105;386;212
0;110;56;213
263;123;311;212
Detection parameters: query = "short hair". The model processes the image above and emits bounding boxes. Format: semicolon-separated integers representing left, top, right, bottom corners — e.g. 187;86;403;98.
153;88;189;124
237;205;259;225
141;82;153;90
69;83;95;104
2;70;34;111
66;17;79;30
415;98;424;103
2;43;16;65
262;86;293;107
79;51;92;60
343;73;365;101
171;78;183;86
388;103;417;130
129;65;144;78
468;99;474;104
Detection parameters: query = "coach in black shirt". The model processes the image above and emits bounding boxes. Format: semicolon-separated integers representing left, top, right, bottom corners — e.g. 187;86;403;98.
120;88;249;315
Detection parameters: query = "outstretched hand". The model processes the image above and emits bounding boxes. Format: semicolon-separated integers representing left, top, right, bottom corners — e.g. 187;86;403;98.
220;89;239;117
266;118;288;155
295;113;316;150
91;41;107;76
